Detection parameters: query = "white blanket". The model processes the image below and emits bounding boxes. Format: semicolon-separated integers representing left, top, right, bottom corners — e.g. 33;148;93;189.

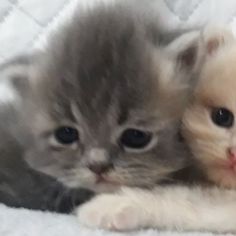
0;203;227;236
0;0;236;235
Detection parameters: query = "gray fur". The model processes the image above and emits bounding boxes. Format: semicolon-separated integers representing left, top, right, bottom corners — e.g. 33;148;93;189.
0;57;94;212
24;2;200;192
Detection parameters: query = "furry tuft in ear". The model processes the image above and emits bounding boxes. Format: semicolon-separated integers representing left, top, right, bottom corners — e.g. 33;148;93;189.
0;54;38;96
165;31;201;71
177;43;198;69
201;25;235;55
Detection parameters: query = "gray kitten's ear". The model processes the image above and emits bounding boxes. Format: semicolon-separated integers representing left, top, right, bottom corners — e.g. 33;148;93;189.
0;54;39;97
201;25;235;55
165;31;201;71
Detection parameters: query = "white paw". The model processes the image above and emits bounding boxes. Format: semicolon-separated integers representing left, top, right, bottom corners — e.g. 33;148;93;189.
76;193;147;231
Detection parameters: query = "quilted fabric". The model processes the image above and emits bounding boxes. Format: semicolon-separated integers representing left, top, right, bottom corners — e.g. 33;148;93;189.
0;202;231;236
1;0;236;63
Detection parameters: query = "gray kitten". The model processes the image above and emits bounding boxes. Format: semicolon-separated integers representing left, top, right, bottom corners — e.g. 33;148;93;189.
0;56;94;212
23;1;201;193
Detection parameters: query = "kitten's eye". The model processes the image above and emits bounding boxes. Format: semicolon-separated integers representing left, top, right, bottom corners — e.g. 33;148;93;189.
120;128;152;149
211;108;234;128
54;127;79;145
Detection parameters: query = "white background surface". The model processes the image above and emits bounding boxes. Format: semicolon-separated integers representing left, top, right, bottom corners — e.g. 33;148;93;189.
0;203;229;236
1;0;236;62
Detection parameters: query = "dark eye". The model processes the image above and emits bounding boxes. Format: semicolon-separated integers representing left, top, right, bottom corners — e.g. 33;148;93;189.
211;108;234;128
54;127;79;145
120;128;152;149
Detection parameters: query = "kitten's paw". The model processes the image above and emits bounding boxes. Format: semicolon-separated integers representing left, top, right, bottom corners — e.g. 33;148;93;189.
76;193;147;231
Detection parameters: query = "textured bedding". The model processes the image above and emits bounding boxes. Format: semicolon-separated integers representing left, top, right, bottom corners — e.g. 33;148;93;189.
0;203;229;236
0;0;236;235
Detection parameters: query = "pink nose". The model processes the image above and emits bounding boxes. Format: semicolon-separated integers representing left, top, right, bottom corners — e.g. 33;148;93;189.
228;148;236;164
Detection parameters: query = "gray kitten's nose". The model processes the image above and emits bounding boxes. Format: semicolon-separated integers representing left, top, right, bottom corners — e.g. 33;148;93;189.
86;148;113;175
88;162;113;175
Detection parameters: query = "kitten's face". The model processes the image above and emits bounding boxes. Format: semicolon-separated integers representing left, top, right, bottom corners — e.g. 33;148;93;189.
183;41;236;188
25;7;196;192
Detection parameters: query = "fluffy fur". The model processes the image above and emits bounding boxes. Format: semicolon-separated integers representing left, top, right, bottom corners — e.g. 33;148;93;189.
77;185;236;233
0;1;200;213
24;2;199;193
0;56;94;212
182;27;236;188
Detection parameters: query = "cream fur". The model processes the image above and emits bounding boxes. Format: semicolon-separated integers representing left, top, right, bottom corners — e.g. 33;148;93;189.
77;186;236;233
183;28;236;188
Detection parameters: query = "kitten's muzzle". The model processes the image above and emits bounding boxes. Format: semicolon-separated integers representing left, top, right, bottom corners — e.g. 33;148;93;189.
85;148;114;175
88;162;114;175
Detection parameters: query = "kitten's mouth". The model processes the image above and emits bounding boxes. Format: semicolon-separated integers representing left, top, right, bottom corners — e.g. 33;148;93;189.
211;160;236;174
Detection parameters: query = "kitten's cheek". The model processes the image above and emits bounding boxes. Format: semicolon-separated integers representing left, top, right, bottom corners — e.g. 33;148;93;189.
207;167;236;188
76;192;149;231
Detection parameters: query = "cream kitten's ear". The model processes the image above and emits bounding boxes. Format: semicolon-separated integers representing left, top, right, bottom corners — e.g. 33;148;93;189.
201;26;235;55
165;31;201;71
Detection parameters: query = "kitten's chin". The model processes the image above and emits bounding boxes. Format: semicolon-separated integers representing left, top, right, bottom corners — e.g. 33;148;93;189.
75;182;121;193
60;177;122;193
89;183;122;193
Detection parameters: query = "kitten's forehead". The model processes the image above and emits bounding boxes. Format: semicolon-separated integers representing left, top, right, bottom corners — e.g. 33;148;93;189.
196;43;236;109
34;6;166;126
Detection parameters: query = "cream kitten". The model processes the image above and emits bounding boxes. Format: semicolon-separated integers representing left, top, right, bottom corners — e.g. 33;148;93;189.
77;28;236;233
183;28;236;189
